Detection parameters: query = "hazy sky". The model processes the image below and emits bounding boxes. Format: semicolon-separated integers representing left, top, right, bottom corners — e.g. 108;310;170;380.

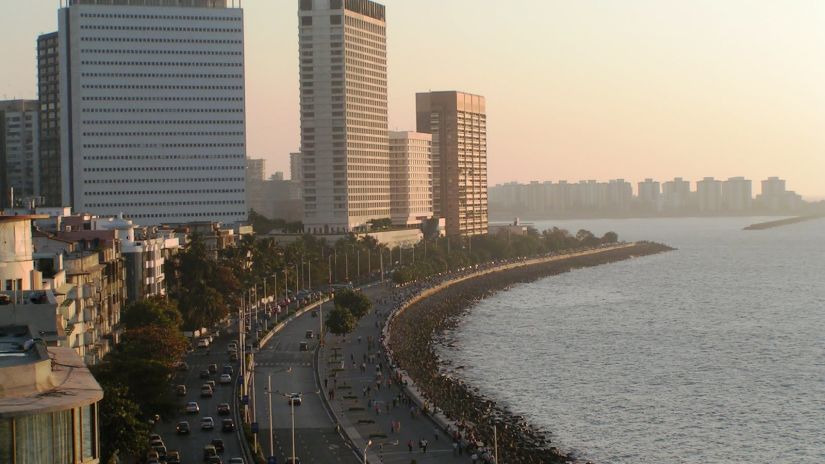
2;1;824;197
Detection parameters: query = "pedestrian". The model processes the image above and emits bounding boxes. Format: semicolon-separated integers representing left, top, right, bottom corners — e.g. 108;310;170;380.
422;439;428;453
324;378;328;388
453;441;459;456
407;440;413;453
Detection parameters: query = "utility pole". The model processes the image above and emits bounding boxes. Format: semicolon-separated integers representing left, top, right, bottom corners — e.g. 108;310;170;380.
356;249;360;279
345;250;349;282
379;248;384;282
267;375;274;459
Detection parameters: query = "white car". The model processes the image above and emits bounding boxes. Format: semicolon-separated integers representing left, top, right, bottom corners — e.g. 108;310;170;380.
185;402;200;414
219;373;232;384
201;416;215;430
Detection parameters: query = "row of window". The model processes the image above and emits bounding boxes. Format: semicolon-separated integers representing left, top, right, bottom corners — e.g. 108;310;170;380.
82;120;243;125
81;61;242;67
81;131;243;136
82;36;241;45
80;13;242;21
84;177;244;184
82;109;242;113
129;211;245;219
82;72;242;79
83;154;244;161
87;200;244;207
80;84;243;90
82;48;242;56
84;166;244;172
83;143;244;148
86;188;244;196
80;25;241;33
82;96;243;101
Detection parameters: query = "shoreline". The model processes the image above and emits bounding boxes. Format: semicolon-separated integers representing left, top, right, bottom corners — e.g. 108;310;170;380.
743;214;825;230
385;242;674;463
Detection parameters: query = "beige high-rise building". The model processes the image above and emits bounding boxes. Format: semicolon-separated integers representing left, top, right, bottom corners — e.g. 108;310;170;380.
389;131;433;226
298;0;390;233
416;91;488;236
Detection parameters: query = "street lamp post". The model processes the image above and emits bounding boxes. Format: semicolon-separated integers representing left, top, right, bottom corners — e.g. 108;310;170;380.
363;439;372;464
267;375;274;458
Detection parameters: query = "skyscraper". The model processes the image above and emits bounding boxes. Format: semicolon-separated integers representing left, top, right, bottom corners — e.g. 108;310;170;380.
721;176;752;212
416;91;488;236
696;177;722;213
290;151;303;183
56;0;246;225
0;100;39;209
37;32;62;207
298;0;390;234
389;131;433;226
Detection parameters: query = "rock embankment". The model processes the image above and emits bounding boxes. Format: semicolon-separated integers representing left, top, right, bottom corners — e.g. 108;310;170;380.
388;242;674;463
744;214;825;230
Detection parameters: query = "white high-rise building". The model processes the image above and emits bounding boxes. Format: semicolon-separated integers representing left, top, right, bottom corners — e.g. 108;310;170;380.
389;131;433;226
299;0;390;233
696;177;722;213
721;176;752;212
57;0;247;226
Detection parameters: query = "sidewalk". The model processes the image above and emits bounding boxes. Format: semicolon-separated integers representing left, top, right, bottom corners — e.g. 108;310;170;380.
319;283;469;464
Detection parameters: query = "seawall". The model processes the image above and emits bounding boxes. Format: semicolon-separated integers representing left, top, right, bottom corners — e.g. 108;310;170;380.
385;241;674;463
744;214;825;230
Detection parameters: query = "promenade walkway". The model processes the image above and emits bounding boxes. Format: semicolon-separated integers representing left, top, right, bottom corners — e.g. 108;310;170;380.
319;283;466;464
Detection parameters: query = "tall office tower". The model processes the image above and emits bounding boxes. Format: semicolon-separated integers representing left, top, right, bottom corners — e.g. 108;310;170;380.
56;0;246;226
721;176;752;212
416;91;488;236
298;0;390;234
696;177;722;213
389;131;433;226
37;32;63;207
637;178;661;212
0;100;40;209
290;152;303;183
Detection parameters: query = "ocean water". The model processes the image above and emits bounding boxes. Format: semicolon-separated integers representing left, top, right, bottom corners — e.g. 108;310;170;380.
440;217;825;463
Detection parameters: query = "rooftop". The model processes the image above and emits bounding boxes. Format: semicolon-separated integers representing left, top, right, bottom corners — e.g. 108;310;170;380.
69;0;231;7
0;326;102;418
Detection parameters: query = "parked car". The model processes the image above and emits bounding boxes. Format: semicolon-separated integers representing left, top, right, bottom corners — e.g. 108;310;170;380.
201;416;215;430
219;373;232;384
288;393;302;406
217;402;231;415
185;402;200;414
166;450;181;464
221;418;236;432
175;421;190;434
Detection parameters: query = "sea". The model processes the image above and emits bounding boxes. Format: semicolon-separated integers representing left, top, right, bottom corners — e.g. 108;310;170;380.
439;217;825;463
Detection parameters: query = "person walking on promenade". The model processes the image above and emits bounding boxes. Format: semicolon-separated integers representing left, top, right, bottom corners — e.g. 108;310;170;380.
407;440;413;453
422;439;428;453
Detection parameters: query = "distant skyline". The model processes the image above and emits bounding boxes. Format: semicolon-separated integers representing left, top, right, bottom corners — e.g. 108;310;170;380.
2;0;823;198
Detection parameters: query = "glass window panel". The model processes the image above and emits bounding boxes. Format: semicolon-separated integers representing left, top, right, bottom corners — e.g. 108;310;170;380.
0;419;12;463
15;414;53;464
81;405;94;460
53;410;73;463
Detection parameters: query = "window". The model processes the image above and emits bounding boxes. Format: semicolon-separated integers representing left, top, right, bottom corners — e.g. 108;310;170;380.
81;405;96;460
301;16;312;26
300;0;312;10
330;15;342;25
331;0;342;8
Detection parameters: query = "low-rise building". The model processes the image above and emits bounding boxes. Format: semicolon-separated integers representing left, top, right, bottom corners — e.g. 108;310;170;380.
0;325;103;463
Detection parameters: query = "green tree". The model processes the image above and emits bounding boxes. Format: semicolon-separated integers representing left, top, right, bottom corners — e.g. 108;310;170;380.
119;325;188;369
334;289;372;319
601;231;619;244
325;306;356;336
120;297;183;330
96;385;150;462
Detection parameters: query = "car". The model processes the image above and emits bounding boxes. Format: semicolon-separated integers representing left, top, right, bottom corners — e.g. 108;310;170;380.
149;433;162;442
203;444;218;460
210;438;225;452
201;416;215;430
185;402;200;414
149;438;164;448
146;450;160;462
219;373;232;384
206;457;223;464
228;459;245;464
201;386;213;398
288;393;302;406
217;402;231;415
166;450;181;464
197;339;210;348
208;363;218;374
206;380;216;390
200;370;211;379
176;385;187;396
305;330;313;339
221;418;236;432
299;341;308;351
229;352;239;362
176;421;190;434
226;343;238;353
222;365;234;375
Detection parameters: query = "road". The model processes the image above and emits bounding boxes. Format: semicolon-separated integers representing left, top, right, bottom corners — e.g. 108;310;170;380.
252;301;361;464
155;329;246;464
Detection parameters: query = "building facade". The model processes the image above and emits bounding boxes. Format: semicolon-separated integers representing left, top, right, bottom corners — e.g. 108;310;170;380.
289;151;303;184
721;176;752;212
389;131;433;226
56;0;247;225
637;178;661;212
0;101;39;209
299;0;390;233
416;91;488;236
38;32;63;208
0;326;102;464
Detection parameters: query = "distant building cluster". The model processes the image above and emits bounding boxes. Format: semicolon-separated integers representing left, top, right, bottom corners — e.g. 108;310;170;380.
490;176;806;216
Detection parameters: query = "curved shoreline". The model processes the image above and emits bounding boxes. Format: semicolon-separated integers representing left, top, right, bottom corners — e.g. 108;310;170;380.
384;242;674;463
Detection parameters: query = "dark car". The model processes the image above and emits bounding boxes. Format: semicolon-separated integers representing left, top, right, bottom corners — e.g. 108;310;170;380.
217;403;231;415
166;450;181;464
210;438;225;453
175;421;190;435
222;365;234;376
208;363;218;374
200;370;211;379
221;418;236;432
